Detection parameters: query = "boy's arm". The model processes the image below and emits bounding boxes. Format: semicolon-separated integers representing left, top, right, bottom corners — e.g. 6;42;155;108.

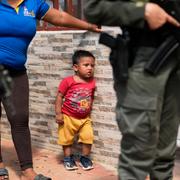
55;92;64;125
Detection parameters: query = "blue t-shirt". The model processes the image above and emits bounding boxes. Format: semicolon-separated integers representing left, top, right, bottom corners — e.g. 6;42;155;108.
0;0;50;70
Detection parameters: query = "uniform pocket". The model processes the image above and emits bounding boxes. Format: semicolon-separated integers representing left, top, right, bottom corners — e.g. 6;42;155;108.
116;106;158;145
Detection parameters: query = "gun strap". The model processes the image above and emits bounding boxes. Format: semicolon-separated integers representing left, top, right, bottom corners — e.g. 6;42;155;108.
144;36;179;75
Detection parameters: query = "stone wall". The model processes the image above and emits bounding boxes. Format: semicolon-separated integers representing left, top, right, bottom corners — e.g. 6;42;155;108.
1;30;121;170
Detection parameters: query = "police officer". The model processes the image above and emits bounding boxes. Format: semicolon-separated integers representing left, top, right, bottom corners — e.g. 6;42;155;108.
84;1;180;180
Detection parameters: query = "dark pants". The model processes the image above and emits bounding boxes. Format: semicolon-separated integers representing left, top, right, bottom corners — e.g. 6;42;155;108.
0;70;33;170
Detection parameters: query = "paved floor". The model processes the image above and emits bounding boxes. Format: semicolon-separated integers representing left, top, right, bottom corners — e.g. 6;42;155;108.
1;139;118;180
1;139;180;180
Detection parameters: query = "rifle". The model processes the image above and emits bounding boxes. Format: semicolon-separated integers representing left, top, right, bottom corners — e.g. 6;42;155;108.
0;65;15;115
99;31;130;82
144;0;180;74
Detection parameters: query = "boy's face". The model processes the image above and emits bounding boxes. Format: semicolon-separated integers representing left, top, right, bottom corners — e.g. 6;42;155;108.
73;56;95;79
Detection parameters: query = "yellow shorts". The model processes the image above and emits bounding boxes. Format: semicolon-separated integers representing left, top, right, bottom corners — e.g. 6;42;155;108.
58;114;94;145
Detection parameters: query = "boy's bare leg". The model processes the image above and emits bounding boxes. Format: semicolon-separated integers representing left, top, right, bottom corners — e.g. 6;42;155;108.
63;145;72;157
80;144;93;170
63;145;78;170
0;162;5;169
82;144;92;156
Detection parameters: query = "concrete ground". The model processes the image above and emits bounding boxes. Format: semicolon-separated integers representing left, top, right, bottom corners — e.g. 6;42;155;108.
1;139;118;180
1;139;180;180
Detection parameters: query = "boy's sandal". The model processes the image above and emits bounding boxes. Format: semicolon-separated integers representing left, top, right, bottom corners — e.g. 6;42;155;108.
0;168;9;180
34;174;52;180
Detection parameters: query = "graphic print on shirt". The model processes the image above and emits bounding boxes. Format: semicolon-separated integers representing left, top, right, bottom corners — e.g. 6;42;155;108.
23;6;35;17
69;87;92;114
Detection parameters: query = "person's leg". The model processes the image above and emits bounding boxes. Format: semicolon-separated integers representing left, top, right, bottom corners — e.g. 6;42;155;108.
63;145;72;157
58;115;78;170
82;144;92;156
149;70;180;180
0;103;3;167
63;145;78;170
78;117;94;146
78;117;94;170
0;102;9;180
114;47;178;180
79;144;93;170
117;107;159;180
2;72;36;180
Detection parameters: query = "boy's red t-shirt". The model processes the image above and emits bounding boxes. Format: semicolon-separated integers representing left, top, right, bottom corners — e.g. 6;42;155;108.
58;76;96;119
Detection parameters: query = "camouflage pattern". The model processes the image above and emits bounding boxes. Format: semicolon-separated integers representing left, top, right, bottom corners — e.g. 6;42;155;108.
84;1;180;180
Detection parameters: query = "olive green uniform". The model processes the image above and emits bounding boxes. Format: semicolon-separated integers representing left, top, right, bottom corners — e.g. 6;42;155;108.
84;0;180;180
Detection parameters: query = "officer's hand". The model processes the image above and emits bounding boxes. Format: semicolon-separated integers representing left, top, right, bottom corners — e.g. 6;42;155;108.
145;3;180;30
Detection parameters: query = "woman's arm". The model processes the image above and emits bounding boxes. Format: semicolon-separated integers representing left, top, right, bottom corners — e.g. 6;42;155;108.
42;8;101;32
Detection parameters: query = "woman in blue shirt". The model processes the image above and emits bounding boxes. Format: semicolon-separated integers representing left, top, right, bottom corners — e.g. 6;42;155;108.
0;0;100;180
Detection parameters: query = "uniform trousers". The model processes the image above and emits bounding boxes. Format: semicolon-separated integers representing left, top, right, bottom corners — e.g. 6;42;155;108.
115;47;180;180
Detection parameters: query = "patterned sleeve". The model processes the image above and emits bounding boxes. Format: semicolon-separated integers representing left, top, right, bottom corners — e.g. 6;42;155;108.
36;0;50;20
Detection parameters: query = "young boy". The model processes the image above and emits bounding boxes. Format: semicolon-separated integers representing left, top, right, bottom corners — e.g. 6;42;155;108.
55;50;96;171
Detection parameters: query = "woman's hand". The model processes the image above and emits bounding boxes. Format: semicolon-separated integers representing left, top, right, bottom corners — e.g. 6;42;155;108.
87;23;101;33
